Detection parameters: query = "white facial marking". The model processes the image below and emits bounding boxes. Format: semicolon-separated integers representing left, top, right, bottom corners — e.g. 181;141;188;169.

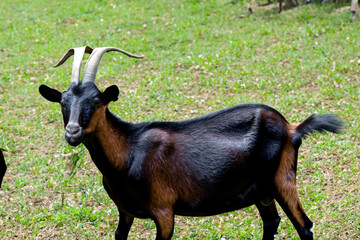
310;223;315;234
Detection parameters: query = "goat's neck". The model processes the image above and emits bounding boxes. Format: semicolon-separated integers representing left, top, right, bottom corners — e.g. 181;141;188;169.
83;109;130;176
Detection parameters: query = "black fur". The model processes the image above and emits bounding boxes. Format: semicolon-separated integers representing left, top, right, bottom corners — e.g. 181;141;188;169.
0;148;6;188
39;85;61;103
102;85;119;104
292;114;344;148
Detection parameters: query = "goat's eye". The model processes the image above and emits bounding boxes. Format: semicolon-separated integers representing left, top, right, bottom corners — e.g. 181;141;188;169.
94;98;101;107
60;101;68;111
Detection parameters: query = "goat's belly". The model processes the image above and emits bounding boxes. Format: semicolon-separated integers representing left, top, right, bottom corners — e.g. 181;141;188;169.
174;185;262;217
174;195;256;217
112;197;155;219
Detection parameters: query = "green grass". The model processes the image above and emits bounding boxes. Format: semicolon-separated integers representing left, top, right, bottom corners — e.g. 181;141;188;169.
0;0;359;239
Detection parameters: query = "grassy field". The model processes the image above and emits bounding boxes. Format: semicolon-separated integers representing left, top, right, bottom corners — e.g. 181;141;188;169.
0;0;359;239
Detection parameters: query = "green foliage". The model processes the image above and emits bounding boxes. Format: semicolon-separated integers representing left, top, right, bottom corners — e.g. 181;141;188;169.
0;0;359;239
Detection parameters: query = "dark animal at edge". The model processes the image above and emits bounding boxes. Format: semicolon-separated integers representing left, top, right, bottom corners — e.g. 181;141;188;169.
0;148;6;188
39;46;343;240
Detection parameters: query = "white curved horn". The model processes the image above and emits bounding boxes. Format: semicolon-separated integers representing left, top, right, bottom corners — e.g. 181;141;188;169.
82;47;144;84
54;46;93;84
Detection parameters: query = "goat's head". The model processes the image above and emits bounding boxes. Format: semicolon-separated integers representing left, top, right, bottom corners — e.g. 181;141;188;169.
39;46;143;146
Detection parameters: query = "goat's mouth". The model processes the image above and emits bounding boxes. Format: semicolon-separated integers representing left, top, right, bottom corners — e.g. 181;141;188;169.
65;131;83;146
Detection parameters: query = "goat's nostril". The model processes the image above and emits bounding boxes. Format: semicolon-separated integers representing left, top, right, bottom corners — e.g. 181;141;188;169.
66;123;81;135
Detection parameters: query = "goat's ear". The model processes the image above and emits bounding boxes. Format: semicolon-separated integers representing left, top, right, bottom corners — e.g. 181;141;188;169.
102;85;119;104
39;85;62;103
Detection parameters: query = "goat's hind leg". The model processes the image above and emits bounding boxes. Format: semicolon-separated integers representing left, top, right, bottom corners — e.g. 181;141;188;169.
256;201;281;240
275;177;314;239
115;212;134;240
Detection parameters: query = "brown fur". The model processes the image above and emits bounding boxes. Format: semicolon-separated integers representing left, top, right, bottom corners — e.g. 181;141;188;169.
289;123;299;135
144;130;202;210
146;130;178;209
84;106;129;171
274;125;306;228
83;105;107;134
153;208;174;240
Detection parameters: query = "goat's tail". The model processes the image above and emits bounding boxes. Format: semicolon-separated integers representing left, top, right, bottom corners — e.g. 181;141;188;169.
291;113;344;148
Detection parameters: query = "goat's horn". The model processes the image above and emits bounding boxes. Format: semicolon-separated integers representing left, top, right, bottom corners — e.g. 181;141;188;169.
53;46;93;84
82;47;144;84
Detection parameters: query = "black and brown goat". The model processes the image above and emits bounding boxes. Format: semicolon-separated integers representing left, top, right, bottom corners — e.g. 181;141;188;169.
39;46;343;240
0;148;6;188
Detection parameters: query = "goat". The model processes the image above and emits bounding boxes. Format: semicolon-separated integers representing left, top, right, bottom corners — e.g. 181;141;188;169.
39;46;343;240
0;148;6;188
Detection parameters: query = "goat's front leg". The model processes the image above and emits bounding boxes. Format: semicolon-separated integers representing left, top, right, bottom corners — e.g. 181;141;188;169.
115;212;134;240
152;208;174;240
256;201;281;240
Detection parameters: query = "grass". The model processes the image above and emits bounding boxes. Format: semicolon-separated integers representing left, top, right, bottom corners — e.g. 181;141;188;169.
0;0;359;239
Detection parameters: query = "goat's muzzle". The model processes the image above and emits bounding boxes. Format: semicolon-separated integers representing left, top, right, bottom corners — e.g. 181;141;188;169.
65;122;83;146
